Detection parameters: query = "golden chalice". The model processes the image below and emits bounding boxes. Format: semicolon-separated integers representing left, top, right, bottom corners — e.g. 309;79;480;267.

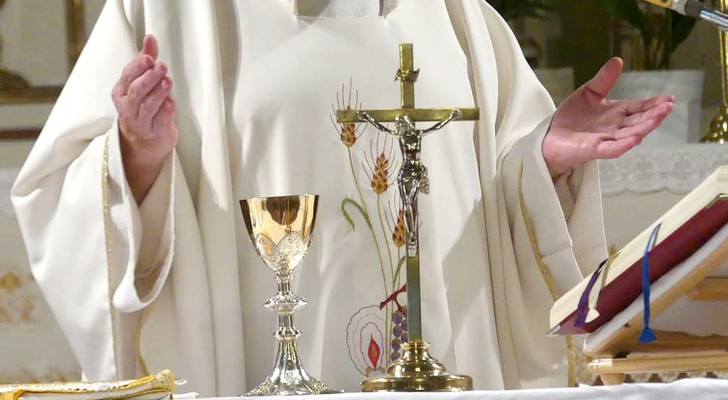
240;194;340;396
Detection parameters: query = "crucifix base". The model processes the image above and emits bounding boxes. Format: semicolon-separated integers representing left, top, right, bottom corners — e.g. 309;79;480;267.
361;341;473;392
703;105;728;143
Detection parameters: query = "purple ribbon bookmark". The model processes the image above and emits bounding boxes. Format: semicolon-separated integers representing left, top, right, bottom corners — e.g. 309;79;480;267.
575;258;608;327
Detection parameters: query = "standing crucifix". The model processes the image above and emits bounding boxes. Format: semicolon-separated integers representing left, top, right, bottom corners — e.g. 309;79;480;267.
336;43;479;392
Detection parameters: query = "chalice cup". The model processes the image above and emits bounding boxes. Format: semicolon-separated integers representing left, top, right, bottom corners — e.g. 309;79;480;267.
240;194;340;396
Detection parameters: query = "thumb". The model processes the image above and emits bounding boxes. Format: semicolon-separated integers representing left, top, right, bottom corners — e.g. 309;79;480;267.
141;34;159;60
585;57;623;99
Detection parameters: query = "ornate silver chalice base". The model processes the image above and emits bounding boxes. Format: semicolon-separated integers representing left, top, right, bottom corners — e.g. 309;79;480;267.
240;195;341;396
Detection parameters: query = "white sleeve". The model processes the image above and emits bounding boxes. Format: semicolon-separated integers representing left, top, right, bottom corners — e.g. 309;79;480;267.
501;118;608;295
10;0;174;381
471;0;608;292
106;117;174;312
458;0;608;387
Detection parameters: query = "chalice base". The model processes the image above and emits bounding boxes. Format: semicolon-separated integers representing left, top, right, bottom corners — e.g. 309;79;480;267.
361;341;473;392
244;341;341;396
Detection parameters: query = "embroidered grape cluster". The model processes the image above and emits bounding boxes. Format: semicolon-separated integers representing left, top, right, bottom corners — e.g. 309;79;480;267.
390;306;408;362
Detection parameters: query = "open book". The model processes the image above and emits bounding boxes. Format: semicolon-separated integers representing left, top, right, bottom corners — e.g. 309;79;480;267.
0;370;176;400
549;165;728;336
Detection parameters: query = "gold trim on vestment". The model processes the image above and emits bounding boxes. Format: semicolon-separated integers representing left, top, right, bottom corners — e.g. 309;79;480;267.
103;134;151;377
103;133;120;377
517;163;576;387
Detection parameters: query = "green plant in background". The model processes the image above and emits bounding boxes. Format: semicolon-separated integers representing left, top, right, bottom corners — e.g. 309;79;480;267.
487;0;554;20
594;0;697;70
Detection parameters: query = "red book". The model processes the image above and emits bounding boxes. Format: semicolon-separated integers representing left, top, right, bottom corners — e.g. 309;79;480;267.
549;166;728;336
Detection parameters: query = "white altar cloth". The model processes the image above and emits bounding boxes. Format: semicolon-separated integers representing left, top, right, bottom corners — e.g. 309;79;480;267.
202;379;728;400
598;143;728;196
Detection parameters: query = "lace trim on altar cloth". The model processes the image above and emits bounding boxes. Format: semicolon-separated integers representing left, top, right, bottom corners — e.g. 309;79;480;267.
599;144;728;196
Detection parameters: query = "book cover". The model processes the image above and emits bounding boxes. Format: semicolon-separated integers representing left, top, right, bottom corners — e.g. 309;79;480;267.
549;166;728;336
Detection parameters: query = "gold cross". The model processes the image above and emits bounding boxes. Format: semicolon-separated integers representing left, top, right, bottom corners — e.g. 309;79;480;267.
339;44;479;390
334;43;480;346
336;43;479;123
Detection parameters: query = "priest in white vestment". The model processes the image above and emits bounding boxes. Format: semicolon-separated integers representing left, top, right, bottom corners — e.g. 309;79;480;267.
11;0;674;396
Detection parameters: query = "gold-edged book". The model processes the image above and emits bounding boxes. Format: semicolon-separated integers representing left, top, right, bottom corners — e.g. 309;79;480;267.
549;165;728;336
0;370;175;400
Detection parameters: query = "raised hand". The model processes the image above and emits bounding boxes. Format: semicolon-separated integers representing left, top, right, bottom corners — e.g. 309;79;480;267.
542;57;675;180
111;34;178;203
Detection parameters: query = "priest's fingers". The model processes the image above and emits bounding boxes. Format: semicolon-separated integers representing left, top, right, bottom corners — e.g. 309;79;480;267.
612;115;665;141
112;53;157;99
141;34;159;60
126;63;169;115
584;57;623;99
151;97;176;137
138;77;173;123
594;136;642;159
623;94;675;115
114;63;169;141
111;35;160;100
619;101;674;128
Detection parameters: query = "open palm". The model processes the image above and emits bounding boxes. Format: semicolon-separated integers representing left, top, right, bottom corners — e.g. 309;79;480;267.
542;57;675;179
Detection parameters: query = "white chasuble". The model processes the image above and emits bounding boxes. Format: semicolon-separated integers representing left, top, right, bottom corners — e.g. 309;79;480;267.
12;0;608;396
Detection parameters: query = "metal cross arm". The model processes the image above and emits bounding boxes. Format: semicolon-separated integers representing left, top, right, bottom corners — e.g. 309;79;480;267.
337;107;479;123
335;43;479;124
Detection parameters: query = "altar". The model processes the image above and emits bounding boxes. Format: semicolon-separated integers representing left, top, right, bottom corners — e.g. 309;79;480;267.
197;378;728;400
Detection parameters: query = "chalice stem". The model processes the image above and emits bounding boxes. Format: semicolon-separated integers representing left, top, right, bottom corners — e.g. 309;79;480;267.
245;275;340;395
274;278;301;340
270;340;308;383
